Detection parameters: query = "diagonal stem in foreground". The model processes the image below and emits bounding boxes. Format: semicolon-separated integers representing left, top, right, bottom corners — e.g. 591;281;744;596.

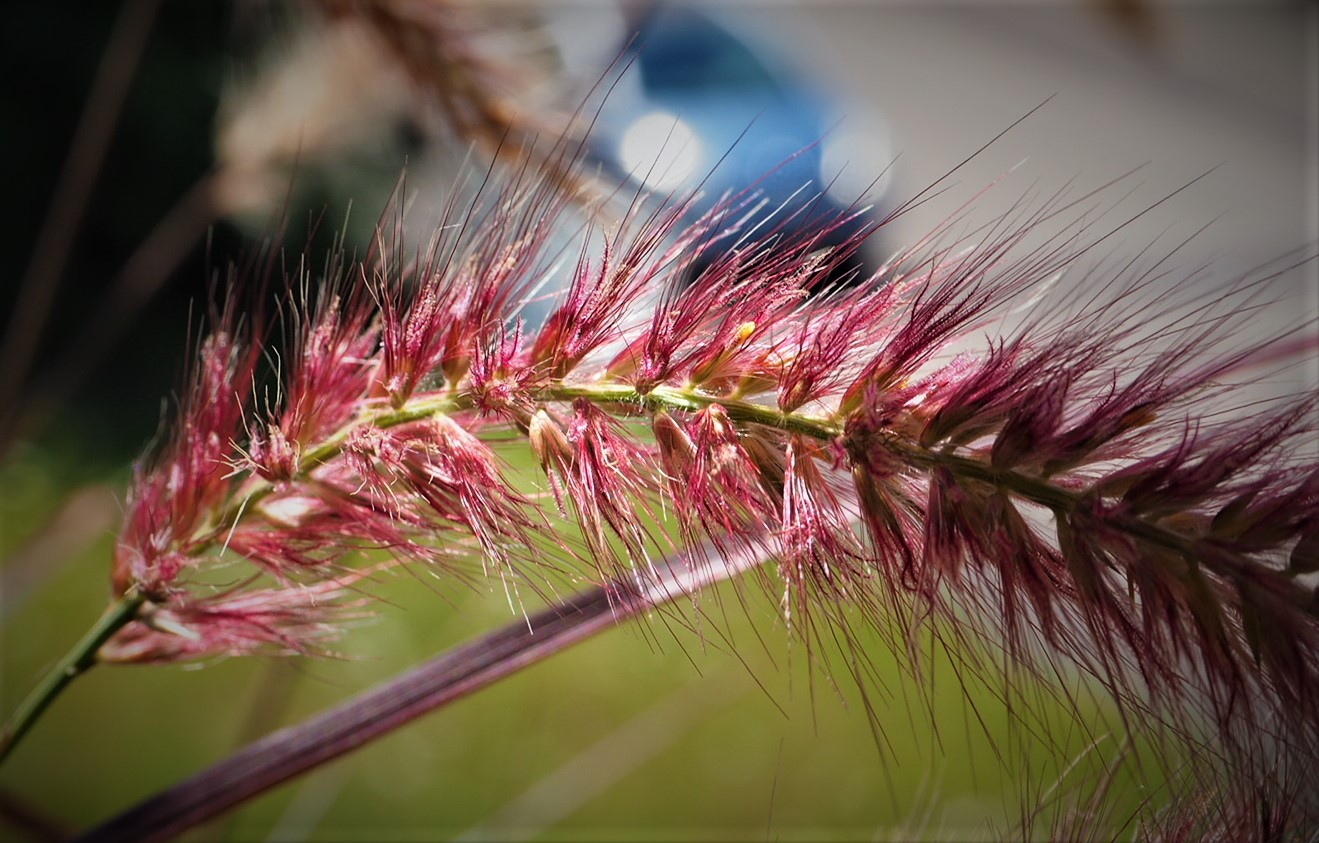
78;535;778;843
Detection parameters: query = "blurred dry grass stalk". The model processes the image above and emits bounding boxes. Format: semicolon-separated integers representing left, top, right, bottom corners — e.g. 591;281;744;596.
220;1;595;214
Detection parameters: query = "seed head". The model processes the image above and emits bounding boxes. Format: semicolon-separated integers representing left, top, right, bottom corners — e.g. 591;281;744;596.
105;153;1318;797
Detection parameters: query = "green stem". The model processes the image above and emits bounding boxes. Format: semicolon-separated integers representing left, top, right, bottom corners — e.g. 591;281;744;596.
546;382;843;439
0;592;146;765
200;383;835;548
174;374;1319;624
555;383;1319;618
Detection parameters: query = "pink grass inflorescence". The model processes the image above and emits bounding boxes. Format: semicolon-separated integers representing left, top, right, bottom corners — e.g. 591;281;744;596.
106;158;1318;804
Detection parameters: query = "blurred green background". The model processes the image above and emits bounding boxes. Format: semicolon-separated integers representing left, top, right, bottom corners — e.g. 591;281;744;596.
1;440;1152;841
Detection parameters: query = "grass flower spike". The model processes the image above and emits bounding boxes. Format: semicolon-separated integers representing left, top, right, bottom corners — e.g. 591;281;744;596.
3;147;1316;837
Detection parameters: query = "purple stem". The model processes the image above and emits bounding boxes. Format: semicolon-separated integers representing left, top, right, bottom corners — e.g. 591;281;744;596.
79;537;777;842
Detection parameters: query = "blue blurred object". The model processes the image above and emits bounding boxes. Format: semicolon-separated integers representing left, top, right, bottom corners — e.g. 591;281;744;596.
587;5;886;288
